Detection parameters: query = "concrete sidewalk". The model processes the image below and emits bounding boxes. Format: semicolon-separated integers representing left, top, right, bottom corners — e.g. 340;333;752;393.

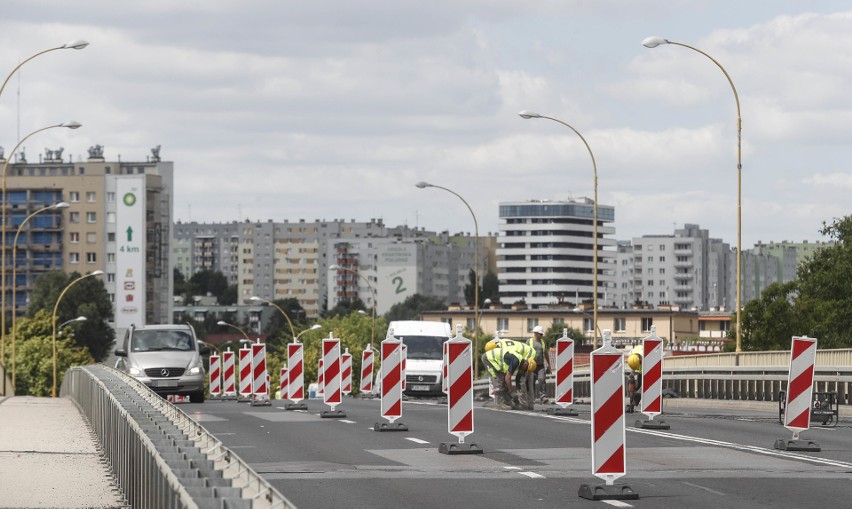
0;396;125;509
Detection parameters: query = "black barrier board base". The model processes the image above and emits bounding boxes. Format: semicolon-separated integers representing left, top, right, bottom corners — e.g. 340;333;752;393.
439;442;483;455
237;396;252;403
774;438;820;452
547;407;578;416
285;402;308;411
578;483;639;501
251;399;272;407
636;419;670;430
437;397;448;405
359;393;377;399
321;410;347;419
374;422;409;432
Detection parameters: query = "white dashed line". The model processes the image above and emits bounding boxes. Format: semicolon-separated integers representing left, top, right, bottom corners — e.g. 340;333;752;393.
405;438;430;444
339;419;356;424
503;466;521;470
518;471;545;479
602;500;633;508
682;481;726;496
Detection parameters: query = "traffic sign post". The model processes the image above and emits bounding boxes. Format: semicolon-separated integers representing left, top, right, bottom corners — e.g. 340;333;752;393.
359;346;375;398
636;326;669;430
341;349;353;396
321;334;346;418
208;353;222;401
548;329;577;416
237;346;253;403
439;324;482;455
375;328;407;432
317;359;324;399
579;329;638;501
278;366;288;400
775;336;820;452
286;342;308;410
222;349;237;400
251;341;271;407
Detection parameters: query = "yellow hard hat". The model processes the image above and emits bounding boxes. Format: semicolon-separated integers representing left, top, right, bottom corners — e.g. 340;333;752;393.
484;340;497;352
627;353;642;371
525;359;537;372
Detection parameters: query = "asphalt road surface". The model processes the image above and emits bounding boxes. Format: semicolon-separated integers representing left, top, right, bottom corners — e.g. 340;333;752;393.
180;396;852;508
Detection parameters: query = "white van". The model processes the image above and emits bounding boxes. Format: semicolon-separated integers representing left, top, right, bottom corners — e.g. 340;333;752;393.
389;320;452;397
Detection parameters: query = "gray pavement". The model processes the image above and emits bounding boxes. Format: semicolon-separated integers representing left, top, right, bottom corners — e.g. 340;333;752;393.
0;396;125;509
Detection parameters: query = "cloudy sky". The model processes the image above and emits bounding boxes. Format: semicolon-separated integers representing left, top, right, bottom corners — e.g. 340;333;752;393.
1;1;850;248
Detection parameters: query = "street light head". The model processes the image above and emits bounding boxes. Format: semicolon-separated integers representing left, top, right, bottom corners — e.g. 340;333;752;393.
53;202;70;209
310;324;322;331
216;321;228;326
642;36;669;48
249;296;261;302
63;39;90;50
74;316;87;323
328;264;340;270
415;181;432;189
518;110;542;119
61;121;82;129
91;270;104;276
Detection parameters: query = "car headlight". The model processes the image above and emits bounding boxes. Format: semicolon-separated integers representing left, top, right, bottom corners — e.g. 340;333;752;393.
128;367;143;376
188;366;202;375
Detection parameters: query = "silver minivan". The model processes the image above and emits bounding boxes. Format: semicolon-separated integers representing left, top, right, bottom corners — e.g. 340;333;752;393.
114;323;208;402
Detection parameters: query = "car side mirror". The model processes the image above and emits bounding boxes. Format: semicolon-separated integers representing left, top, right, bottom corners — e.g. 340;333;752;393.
114;349;127;357
199;345;211;355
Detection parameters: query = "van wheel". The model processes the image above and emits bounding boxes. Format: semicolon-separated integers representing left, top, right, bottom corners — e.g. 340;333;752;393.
190;390;205;403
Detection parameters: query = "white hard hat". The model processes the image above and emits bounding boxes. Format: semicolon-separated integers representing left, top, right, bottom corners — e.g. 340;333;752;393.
532;325;544;335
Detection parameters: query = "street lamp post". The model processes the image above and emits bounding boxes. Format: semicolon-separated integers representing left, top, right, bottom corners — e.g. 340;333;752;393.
11;201;69;388
328;265;377;349
415;181;481;373
642;36;743;356
518;111;600;349
2;122;81;364
217;320;250;341
248;296;300;341
51;270;102;397
0;39;88;365
296;324;322;341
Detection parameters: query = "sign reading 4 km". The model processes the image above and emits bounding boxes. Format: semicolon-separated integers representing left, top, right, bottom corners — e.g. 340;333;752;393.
115;178;146;329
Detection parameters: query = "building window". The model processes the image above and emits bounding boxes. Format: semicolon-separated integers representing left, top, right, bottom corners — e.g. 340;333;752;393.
497;317;509;331
106;192;115;203
527;318;538;332
720;321;730;332
553;317;564;326
659;256;665;262
69;232;80;243
86;252;96;263
466;318;474;330
86;232;96;244
647;256;653;262
69;191;80;202
70;252;79;264
107;253;115;263
583;317;593;332
107;273;115;282
86;212;96;223
614;317;626;332
107;212;116;223
69;212;80;223
86;191;96;202
659;244;665;250
107;232;115;242
641;318;653;332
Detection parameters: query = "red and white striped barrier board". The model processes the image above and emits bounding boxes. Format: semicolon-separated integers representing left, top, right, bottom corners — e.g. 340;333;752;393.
784;336;818;432
251;342;269;400
442;341;449;394
380;336;403;423
287;343;304;402
360;347;374;393
222;350;236;398
238;347;253;399
640;326;664;417
555;330;575;408
341;350;352;395
323;336;342;409
401;343;408;391
446;328;474;441
590;330;626;484
317;359;324;397
279;367;289;399
209;354;221;397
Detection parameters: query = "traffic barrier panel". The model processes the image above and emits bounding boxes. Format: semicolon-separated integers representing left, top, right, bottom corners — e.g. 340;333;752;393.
321;334;346;418
341;349;352;395
401;344;408;392
360;347;374;397
549;328;577;416
775;336;820;451
286;342;308;410
238;347;253;402
222;349;236;400
317;359;324;398
439;324;481;455
209;354;221;400
637;326;668;429
375;328;407;431
279;366;288;400
251;341;271;406
579;329;637;501
442;341;449;394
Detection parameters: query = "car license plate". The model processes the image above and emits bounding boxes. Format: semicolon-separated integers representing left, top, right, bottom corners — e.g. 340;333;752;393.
155;379;178;388
411;385;430;391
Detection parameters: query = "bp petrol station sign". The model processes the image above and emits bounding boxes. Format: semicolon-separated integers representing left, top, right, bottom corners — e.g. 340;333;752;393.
115;177;146;329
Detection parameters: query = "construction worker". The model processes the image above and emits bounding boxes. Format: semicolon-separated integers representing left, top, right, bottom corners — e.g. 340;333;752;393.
627;344;643;409
481;345;537;410
527;325;551;403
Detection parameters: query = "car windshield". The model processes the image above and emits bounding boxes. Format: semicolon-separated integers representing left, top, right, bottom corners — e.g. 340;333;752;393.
396;335;447;360
131;330;194;352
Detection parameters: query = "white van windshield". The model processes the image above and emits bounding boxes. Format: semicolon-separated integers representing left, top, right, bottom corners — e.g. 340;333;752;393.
132;330;195;352
396;335;447;360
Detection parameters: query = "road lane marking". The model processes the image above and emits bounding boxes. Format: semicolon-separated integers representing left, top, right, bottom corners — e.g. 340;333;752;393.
339;419;356;424
405;438;430;444
518;471;545;479
682;481;726;496
602;500;633;508
503;466;521;470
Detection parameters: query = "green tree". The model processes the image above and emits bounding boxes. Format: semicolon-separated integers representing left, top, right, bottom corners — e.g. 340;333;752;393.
384;294;446;322
463;270;499;308
10;310;93;396
323;296;366;319
27;271;114;362
187;270;229;301
740;281;801;351
544;322;588;346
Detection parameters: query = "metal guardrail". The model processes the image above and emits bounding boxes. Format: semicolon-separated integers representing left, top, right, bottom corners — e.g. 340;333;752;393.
62;364;297;509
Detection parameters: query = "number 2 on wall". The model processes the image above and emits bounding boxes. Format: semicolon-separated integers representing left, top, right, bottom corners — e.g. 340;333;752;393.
392;276;407;294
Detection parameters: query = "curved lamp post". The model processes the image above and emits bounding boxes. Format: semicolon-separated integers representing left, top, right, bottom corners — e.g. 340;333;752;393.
2;122;81;363
11;201;69;387
296;323;322;341
0;39;89;365
217;320;249;341
52;270;102;397
415;181;481;373
249;296;299;342
329;265;377;349
518;111;600;349
642;36;743;356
